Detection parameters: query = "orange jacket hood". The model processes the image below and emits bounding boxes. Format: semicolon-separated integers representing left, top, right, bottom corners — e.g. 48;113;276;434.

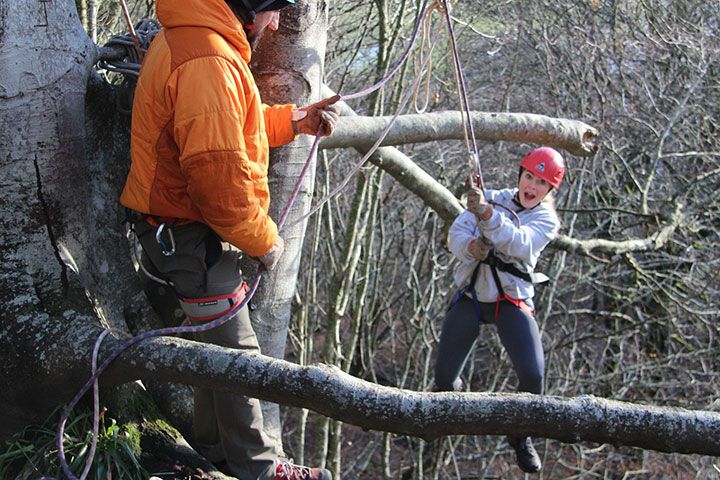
157;0;251;62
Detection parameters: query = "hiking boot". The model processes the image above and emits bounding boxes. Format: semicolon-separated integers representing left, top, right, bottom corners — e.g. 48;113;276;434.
275;459;332;480
508;436;542;473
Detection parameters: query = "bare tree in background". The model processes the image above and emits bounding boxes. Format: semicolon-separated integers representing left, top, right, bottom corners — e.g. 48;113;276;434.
298;0;720;478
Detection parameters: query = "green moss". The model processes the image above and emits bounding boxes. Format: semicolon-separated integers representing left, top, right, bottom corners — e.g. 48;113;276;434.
142;417;181;441
118;388;182;442
122;422;143;457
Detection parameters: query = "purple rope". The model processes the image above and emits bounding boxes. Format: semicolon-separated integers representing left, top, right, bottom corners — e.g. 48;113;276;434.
56;2;486;472
56;2;430;473
56;134;322;480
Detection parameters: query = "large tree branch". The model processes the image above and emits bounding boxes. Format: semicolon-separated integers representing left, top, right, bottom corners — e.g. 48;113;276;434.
320;111;599;156
112;336;720;456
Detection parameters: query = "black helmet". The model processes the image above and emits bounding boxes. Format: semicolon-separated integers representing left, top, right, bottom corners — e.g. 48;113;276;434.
227;0;295;23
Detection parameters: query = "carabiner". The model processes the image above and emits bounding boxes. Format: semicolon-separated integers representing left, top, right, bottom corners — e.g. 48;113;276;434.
155;223;176;256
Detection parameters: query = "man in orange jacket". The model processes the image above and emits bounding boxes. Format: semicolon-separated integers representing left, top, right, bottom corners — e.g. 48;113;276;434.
121;0;337;478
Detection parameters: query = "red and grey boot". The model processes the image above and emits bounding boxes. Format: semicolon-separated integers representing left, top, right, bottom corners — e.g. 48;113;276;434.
275;459;332;480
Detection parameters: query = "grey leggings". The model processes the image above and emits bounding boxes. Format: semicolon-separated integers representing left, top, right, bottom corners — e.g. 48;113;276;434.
435;295;544;394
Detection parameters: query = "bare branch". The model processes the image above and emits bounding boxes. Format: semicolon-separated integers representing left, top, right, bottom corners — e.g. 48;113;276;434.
552;202;684;258
115;336;720;457
321;111;599;157
322;86;463;221
324;88;683;259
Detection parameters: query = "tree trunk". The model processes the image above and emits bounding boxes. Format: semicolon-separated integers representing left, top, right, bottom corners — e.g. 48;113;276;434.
246;0;329;449
0;0;133;440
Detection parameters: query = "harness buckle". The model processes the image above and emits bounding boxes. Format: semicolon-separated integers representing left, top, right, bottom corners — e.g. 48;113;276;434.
155;223;176;256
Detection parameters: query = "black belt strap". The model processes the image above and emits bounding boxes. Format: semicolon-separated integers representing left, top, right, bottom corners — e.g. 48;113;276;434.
482;251;532;283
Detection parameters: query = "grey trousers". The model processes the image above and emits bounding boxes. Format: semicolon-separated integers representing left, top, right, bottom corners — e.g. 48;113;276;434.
435;295;544;395
134;219;277;480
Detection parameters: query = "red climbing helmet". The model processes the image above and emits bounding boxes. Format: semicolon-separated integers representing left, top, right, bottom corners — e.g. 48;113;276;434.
519;147;565;188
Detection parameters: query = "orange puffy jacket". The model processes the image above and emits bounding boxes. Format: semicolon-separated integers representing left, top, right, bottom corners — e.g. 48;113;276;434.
120;0;295;257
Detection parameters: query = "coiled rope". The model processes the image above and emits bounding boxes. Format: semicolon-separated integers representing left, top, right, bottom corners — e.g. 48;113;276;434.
97;18;159;78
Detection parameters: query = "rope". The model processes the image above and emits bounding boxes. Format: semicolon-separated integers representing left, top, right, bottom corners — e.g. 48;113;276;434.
437;1;521;226
413;3;443;113
55;2;447;478
119;0;143;62
438;0;483;189
340;0;430;101
284;13;441;230
97;19;160;78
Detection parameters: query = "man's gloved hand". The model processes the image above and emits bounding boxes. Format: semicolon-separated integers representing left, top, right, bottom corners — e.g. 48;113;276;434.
258;236;284;271
467;184;493;221
467;237;491;261
294;95;341;136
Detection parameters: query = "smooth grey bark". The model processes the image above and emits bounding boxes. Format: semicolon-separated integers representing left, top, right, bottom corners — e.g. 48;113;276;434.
321;111;599;156
108;335;720;457
244;0;329;449
0;0;133;440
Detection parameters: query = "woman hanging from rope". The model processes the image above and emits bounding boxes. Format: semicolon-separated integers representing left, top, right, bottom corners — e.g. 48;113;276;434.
434;146;565;474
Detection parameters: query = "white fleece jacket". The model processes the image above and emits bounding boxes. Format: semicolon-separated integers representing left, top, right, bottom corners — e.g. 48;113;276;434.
448;188;559;302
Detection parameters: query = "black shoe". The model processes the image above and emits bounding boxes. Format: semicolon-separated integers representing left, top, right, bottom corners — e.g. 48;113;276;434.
508;437;542;473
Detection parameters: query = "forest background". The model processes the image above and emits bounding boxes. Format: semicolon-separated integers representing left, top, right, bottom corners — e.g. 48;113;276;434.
2;0;719;478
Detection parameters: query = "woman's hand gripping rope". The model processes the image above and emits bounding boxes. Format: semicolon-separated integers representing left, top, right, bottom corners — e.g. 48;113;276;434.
466;175;493;222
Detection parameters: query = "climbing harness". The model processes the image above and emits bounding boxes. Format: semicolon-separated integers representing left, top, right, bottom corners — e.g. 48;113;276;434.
450;249;538;322
179;283;250;323
485;251;536;319
450;197;550;322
